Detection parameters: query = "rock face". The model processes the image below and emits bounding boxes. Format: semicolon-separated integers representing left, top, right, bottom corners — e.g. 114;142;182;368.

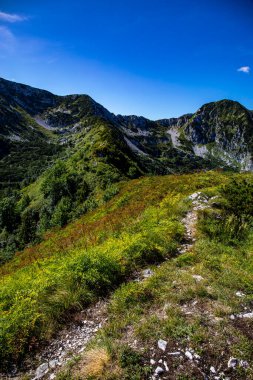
160;100;253;171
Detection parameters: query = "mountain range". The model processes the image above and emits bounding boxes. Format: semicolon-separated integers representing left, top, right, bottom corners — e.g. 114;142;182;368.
1;76;253;195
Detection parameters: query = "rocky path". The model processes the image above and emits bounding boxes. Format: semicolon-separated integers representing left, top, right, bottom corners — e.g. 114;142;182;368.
3;301;108;380
146;192;220;380
178;191;211;255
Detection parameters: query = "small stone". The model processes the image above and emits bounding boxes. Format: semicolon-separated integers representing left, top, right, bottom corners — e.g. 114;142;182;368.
150;359;156;365
35;363;49;379
230;314;235;320
189;192;201;200
185;351;193;360
158;339;167;351
235;291;245;297
239;360;249;368
192;275;204;282
143;268;154;278
239;312;253;318
154;366;164;375
49;359;58;369
194;353;201;360
228;357;238;368
164;361;169;371
167;351;181;356
158;359;163;363
210;366;216;373
50;375;56;380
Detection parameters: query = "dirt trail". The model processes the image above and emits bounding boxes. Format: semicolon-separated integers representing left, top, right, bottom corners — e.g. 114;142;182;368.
178;192;211;254
2;301;108;380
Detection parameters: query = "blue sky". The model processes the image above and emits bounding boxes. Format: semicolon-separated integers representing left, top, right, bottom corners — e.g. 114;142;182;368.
0;0;252;119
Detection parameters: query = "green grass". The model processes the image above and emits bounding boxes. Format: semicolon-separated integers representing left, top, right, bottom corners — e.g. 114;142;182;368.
1;170;253;378
0;171;229;369
52;171;253;380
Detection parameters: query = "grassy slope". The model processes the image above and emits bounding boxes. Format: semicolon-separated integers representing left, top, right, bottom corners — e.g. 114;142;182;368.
56;172;253;380
0;117;143;264
1;171;253;379
0;171;229;367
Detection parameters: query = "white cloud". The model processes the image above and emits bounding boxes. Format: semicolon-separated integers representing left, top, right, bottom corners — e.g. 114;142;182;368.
237;66;250;74
0;11;27;23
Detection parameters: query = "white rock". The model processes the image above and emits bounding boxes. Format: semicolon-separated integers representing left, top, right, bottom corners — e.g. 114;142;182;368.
185;351;193;360
164;361;169;371
210;366;216;373
235;291;245;297
194;353;201;360
158;359;163;363
158;339;167;351
230;314;235;320
150;359;156;365
228;357;238;368
49;359;58;369
189;192;201;200
35;363;49;379
143;268;154;278
192;275;204;282
154;366;164;375
239;312;253;318
239;360;249;368
167;351;181;356
50;375;56;380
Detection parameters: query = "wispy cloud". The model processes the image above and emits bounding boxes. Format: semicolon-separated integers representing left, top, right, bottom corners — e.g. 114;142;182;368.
237;66;250;74
0;25;61;65
0;11;27;23
0;26;16;53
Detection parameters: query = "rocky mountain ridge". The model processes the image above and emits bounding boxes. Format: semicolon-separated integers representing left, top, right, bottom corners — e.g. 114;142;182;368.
1;77;253;178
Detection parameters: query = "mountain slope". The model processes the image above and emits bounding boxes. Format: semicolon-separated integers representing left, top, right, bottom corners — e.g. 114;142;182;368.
1;172;253;380
161;100;253;170
0;77;253;263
